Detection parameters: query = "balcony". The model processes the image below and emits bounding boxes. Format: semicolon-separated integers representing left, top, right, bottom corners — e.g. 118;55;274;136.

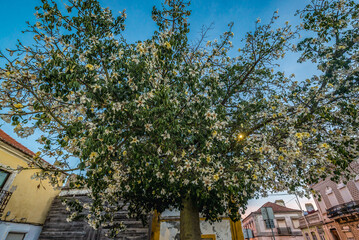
277;227;292;235
327;200;359;219
0;189;12;215
299;211;322;229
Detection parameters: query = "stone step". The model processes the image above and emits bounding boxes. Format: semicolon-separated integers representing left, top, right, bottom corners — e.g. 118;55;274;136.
39;195;149;240
39;231;86;237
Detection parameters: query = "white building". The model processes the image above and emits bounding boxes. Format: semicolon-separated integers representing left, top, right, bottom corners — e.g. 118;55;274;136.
155;209;243;240
242;200;304;240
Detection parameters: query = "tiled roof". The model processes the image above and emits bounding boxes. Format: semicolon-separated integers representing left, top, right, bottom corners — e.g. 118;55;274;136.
254;202;302;213
0;129;54;167
0;129;35;157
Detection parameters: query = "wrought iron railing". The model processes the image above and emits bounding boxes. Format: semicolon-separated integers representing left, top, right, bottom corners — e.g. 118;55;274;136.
327;200;359;218
277;227;292;235
0;190;12;215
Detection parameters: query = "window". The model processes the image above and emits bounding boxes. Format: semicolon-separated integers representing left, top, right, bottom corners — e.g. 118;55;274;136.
327;189;339;207
243;229;253;239
305;233;311;240
264;219;275;229
277;219;287;228
0;170;10;189
342;225;350;231
311;232;318;240
345;233;354;240
319;234;326;240
343;226;355;240
291;218;300;229
5;232;26;240
339;185;353;202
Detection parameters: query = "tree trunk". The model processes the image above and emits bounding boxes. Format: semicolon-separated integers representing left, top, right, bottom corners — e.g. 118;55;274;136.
180;197;201;240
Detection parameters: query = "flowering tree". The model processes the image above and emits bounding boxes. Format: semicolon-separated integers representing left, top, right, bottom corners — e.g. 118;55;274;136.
0;0;358;239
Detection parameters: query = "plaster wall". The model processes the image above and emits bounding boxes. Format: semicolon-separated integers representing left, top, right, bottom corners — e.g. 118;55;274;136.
0;221;42;240
0;144;60;224
159;218;232;240
255;212;302;234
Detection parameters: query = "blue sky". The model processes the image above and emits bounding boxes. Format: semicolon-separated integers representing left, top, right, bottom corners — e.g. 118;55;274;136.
0;0;317;213
1;0;308;51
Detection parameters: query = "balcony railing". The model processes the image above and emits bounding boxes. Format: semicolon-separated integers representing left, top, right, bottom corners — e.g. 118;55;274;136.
0;190;12;215
277;227;292;235
298;211;322;228
327;200;359;218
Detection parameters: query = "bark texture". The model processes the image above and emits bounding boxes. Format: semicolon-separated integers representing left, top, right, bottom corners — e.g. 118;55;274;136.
180;197;201;240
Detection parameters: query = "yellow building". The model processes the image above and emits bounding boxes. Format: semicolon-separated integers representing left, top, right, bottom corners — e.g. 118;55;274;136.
0;129;61;240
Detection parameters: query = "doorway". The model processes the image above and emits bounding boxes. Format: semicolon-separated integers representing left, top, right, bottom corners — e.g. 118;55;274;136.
330;228;340;240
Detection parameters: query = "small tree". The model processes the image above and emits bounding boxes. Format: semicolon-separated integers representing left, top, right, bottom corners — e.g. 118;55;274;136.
0;0;358;239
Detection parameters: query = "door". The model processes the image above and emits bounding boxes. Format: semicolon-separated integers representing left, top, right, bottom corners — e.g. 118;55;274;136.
330;228;340;240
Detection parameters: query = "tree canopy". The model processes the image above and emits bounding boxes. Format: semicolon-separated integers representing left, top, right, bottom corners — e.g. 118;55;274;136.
0;0;358;237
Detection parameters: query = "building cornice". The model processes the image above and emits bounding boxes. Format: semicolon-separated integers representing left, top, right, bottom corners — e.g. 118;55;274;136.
0;141;33;164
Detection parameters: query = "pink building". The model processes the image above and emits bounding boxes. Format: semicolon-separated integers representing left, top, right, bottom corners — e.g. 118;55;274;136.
242;201;304;240
309;173;359;240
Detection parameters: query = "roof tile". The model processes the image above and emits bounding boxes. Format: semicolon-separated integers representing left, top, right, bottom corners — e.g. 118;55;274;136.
0;129;35;157
254;202;302;213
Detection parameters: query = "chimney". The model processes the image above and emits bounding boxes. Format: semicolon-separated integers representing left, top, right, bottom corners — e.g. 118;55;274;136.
275;199;285;207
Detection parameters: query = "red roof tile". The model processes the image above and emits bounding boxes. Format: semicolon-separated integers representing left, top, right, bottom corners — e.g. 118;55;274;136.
0;129;36;157
0;129;58;171
254;202;302;213
0;130;53;164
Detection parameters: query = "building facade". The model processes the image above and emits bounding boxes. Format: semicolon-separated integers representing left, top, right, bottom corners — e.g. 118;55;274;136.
151;209;243;240
298;210;327;240
0;129;61;240
242;201;304;240
310;171;359;240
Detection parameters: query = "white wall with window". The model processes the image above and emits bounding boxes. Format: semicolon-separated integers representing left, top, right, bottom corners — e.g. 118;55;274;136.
0;222;42;240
